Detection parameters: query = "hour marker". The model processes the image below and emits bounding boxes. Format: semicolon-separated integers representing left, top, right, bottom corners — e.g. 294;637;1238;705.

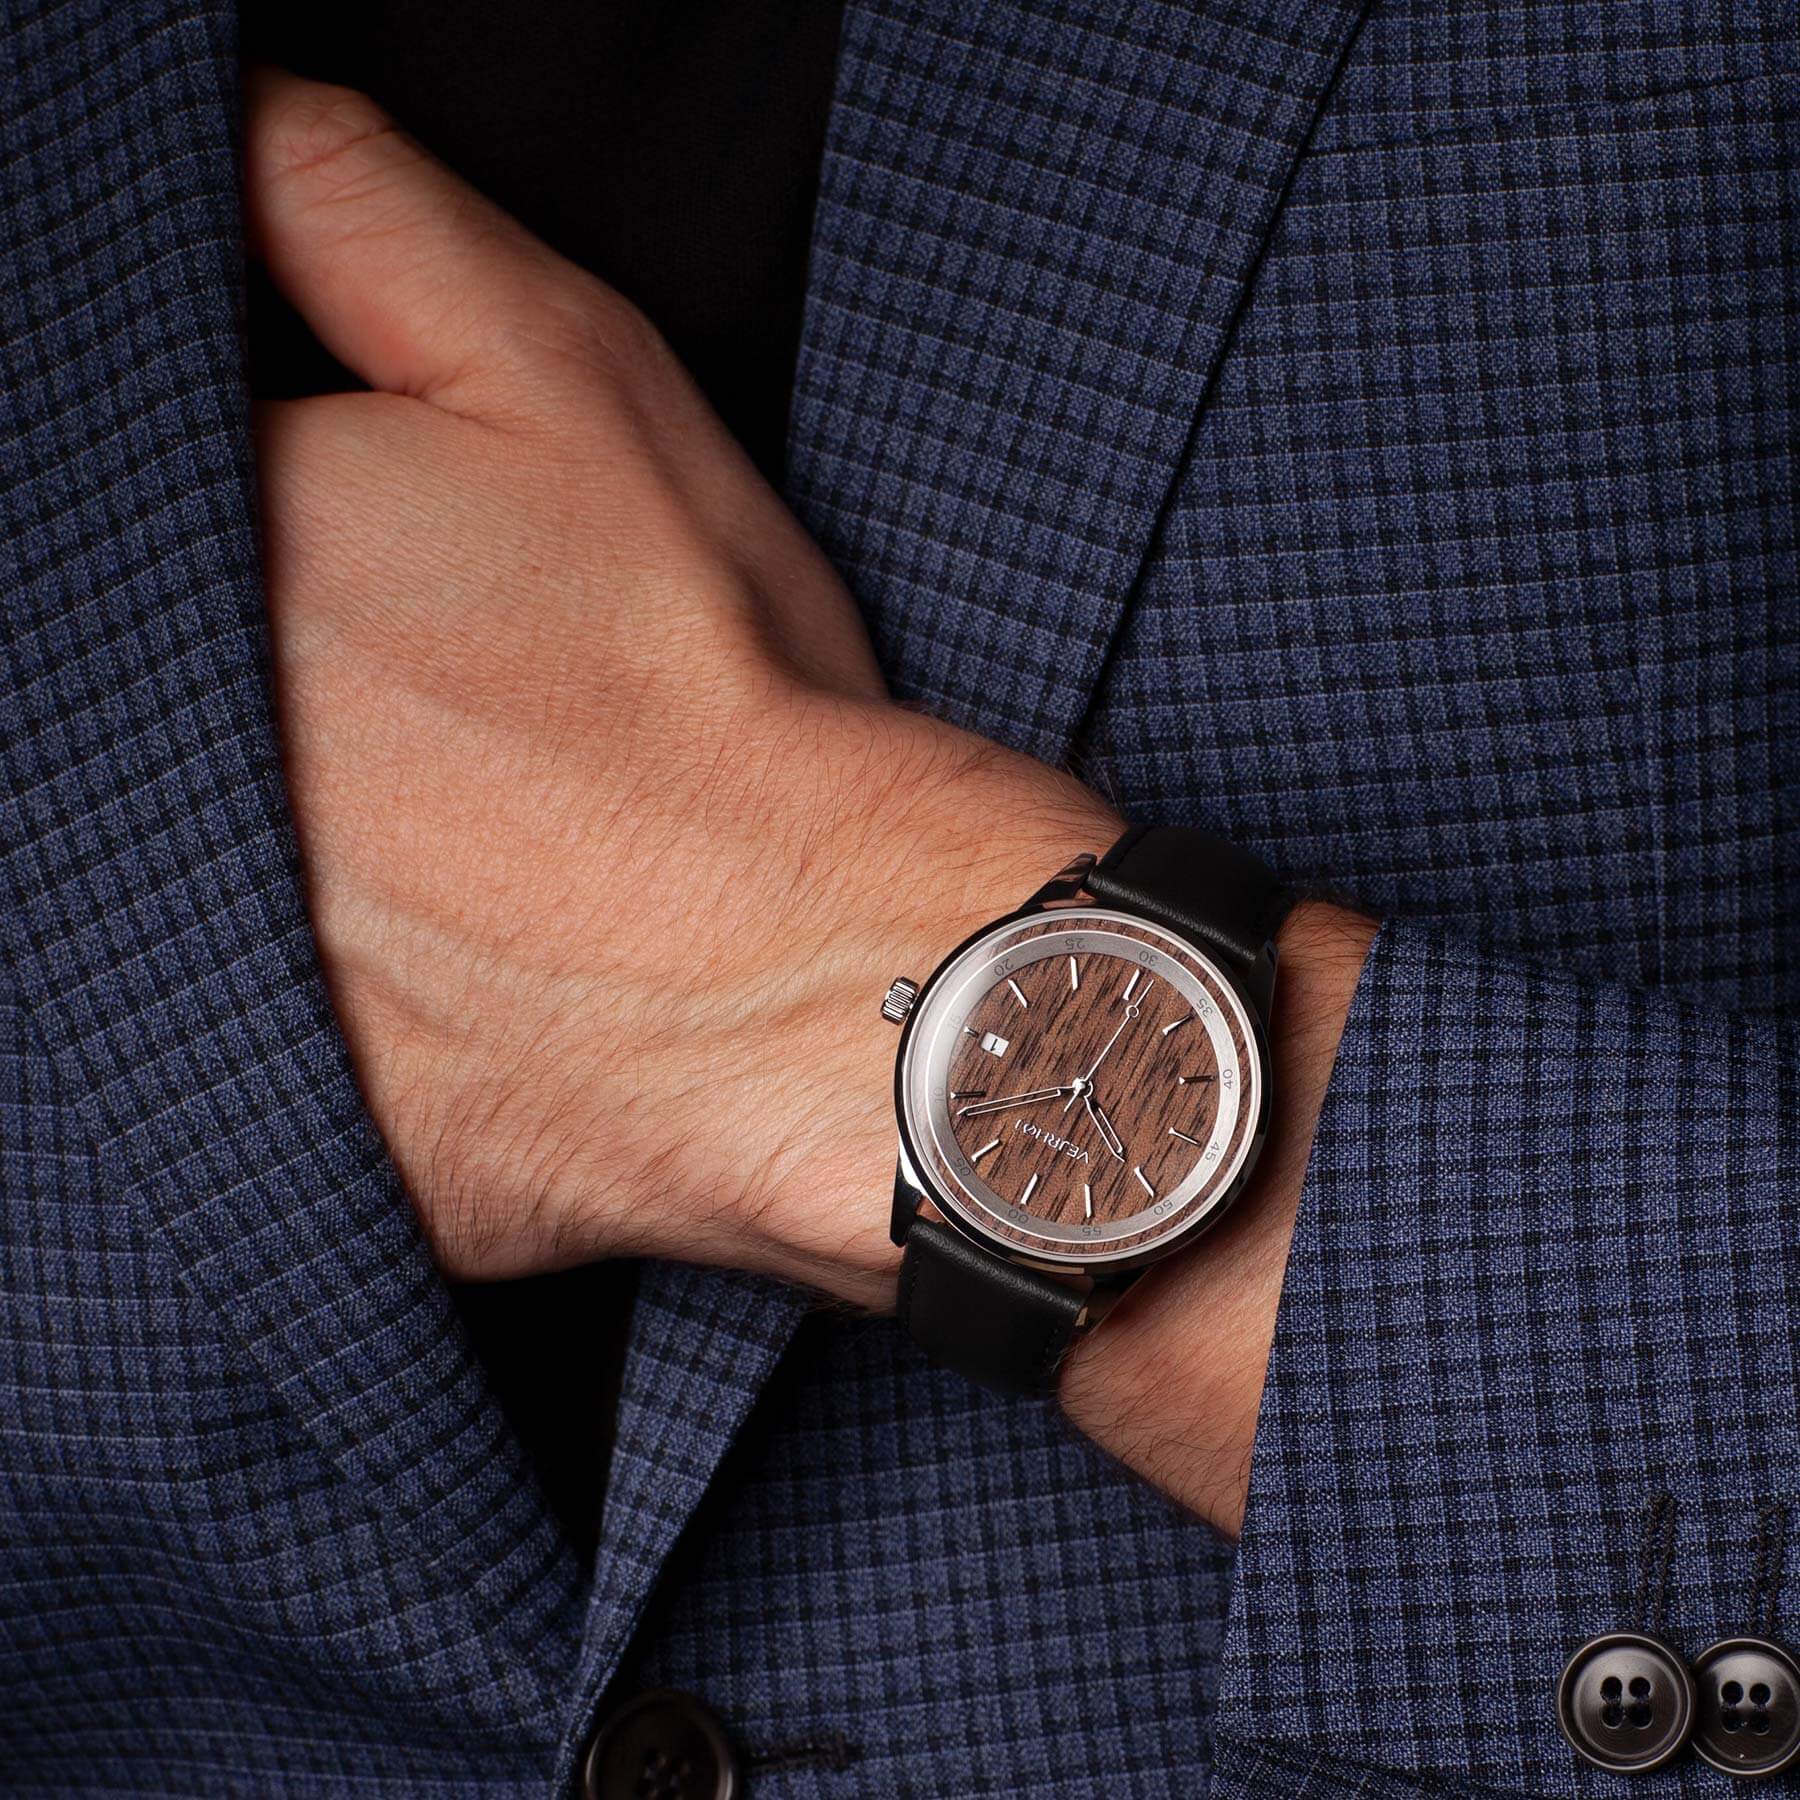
950;1089;987;1101
1121;970;1142;1003
972;1138;1001;1162
1161;1014;1193;1037
1134;1166;1156;1198
1168;1127;1204;1147
1020;1172;1040;1209
1069;955;1081;991
1176;1073;1217;1085
1082;1183;1093;1221
1007;977;1029;1009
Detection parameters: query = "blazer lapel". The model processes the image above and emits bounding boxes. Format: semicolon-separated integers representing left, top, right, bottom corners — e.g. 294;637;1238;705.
0;0;580;1708
787;0;1370;763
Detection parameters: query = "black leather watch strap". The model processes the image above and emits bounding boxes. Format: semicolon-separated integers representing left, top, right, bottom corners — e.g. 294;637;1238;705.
897;1218;1085;1396
1086;823;1290;973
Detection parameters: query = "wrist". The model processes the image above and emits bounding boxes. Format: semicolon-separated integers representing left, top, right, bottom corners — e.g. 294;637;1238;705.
399;697;1117;1294
1057;897;1376;1535
733;709;1124;1309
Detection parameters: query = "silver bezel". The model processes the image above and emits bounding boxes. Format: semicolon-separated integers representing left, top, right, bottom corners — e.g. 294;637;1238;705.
895;906;1268;1270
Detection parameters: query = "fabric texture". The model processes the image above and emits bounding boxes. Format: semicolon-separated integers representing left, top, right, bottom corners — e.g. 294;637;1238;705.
3;0;1797;1797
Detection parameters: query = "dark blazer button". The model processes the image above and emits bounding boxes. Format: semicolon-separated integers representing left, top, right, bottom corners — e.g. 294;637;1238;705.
1557;1632;1697;1773
1692;1638;1800;1778
582;1689;740;1800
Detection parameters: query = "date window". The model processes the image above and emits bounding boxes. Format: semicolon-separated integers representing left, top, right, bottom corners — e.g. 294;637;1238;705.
978;1031;1010;1057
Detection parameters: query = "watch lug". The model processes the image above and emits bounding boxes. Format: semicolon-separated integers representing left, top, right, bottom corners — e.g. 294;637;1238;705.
1022;851;1098;910
1077;1266;1144;1330
1242;937;1279;1023
891;1145;925;1247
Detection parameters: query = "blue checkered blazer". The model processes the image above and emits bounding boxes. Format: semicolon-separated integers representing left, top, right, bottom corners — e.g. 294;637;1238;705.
3;0;1796;1793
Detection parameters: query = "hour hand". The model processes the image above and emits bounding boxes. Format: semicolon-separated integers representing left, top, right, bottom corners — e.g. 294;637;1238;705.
1084;1093;1126;1161
956;1085;1075;1117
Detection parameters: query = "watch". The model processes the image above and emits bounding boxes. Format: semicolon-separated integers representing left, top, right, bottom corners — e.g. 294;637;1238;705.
882;824;1291;1395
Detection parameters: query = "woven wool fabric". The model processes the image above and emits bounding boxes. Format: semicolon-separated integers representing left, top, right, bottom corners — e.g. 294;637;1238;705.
3;0;1798;1797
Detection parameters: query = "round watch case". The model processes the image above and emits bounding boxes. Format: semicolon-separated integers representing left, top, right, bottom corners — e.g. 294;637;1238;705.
893;903;1272;1275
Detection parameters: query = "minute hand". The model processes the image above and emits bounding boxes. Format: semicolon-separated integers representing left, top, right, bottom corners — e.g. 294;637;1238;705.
1078;977;1154;1085
956;1085;1076;1118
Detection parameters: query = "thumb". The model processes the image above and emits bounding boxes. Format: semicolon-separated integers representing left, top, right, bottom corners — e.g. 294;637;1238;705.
243;67;606;415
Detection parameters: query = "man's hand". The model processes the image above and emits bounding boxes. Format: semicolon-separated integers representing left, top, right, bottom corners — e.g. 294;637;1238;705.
248;69;1373;1537
247;69;1115;1306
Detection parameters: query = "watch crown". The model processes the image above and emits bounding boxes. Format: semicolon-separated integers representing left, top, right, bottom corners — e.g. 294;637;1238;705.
881;977;921;1025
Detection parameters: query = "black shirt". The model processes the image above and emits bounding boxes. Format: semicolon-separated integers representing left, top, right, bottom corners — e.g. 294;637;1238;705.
244;0;844;484
243;0;845;1558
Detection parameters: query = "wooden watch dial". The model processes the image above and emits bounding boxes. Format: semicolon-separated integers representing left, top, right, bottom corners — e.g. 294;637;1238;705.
899;910;1263;1265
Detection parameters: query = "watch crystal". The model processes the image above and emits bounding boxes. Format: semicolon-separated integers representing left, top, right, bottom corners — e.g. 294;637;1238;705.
898;910;1264;1265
